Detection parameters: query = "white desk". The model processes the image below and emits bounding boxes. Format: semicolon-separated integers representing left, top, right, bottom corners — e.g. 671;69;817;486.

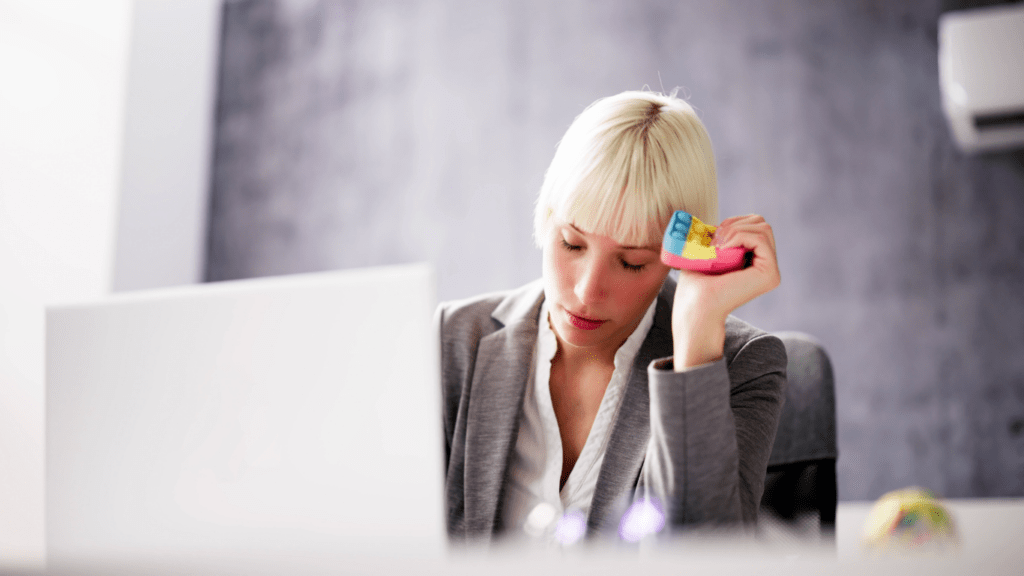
836;498;1024;558
19;499;1024;575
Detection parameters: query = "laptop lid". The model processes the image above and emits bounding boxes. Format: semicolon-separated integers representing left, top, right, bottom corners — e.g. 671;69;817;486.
46;263;444;568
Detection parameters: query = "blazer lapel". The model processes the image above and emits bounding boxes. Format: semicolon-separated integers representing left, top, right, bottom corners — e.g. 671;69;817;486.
462;281;544;536
587;278;676;536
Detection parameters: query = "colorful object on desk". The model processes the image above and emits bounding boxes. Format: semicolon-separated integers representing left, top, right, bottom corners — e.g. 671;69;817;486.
660;210;750;274
862;487;959;552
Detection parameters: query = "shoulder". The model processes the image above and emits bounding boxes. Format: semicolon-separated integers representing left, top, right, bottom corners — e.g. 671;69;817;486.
436;279;544;343
435;279;545;377
723;315;788;385
436;280;544;432
436;290;505;344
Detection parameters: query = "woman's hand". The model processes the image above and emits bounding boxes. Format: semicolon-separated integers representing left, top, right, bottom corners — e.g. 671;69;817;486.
671;214;781;370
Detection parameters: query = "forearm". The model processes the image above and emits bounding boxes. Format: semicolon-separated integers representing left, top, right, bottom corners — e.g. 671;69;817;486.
643;331;788;531
643;358;744;528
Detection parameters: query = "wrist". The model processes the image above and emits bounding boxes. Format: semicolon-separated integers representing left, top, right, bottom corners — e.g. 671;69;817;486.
672;314;726;371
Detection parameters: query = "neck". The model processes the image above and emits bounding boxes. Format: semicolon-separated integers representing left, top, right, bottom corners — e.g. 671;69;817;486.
556;338;617;369
547;315;625;369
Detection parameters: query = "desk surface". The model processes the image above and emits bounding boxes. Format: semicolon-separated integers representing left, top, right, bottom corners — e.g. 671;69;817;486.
7;499;1023;575
836;497;1024;558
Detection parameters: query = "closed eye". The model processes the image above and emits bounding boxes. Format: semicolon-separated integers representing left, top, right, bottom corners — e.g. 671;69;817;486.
561;233;647;272
620;259;645;273
561;238;582;252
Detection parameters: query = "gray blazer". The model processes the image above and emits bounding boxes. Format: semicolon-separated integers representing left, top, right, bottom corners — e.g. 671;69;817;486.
436;277;787;542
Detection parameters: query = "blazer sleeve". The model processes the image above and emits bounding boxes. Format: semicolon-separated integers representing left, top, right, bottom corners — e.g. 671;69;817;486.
639;332;787;529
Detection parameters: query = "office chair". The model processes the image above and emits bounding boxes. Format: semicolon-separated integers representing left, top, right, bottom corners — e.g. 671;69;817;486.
759;331;838;542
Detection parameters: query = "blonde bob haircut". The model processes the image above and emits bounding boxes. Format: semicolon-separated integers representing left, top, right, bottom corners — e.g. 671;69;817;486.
533;90;718;248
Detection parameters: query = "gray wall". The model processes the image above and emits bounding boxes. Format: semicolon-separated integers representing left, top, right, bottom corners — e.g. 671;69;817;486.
205;0;1024;501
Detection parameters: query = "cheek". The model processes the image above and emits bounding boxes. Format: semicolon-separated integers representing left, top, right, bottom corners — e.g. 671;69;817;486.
626;272;668;308
619;281;651;309
542;245;570;296
553;254;577;294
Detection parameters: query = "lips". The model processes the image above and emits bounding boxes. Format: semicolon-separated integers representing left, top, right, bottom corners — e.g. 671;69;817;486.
566;309;605;331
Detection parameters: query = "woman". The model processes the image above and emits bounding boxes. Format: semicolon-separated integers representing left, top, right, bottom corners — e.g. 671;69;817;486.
436;91;785;544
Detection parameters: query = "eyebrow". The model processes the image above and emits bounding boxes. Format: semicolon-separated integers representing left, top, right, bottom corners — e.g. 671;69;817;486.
568;223;659;251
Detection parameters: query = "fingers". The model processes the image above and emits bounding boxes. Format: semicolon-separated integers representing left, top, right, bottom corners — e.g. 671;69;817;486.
713;215;776;254
717;214;764;228
713;214;780;291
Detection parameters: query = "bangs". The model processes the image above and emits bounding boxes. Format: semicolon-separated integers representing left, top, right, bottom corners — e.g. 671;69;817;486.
550;138;674;248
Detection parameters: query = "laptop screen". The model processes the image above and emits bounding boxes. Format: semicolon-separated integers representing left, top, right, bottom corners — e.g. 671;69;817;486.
46;263;445;569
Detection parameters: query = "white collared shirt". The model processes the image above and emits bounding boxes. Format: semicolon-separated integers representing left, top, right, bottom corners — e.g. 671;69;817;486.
501;297;658;544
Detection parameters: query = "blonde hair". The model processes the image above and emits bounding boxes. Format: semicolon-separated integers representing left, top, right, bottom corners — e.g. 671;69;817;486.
533;90;718;247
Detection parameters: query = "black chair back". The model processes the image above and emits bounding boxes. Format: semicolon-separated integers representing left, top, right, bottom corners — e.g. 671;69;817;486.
759;332;838;541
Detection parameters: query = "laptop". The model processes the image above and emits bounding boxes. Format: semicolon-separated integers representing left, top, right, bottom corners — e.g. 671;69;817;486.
46;263;445;572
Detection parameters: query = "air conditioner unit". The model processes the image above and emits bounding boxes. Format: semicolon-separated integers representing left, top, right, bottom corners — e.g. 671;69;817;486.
939;4;1024;154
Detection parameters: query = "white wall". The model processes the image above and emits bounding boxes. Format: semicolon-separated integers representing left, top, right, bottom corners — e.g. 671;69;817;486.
113;0;221;291
0;0;218;568
0;0;133;567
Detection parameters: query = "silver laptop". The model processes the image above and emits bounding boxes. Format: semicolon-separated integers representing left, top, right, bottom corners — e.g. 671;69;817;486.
46;263;445;571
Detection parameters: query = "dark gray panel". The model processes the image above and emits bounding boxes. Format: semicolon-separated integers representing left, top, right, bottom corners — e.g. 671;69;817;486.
206;0;1024;500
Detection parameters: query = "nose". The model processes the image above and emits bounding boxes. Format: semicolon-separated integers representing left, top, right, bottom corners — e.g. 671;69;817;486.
574;258;608;305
